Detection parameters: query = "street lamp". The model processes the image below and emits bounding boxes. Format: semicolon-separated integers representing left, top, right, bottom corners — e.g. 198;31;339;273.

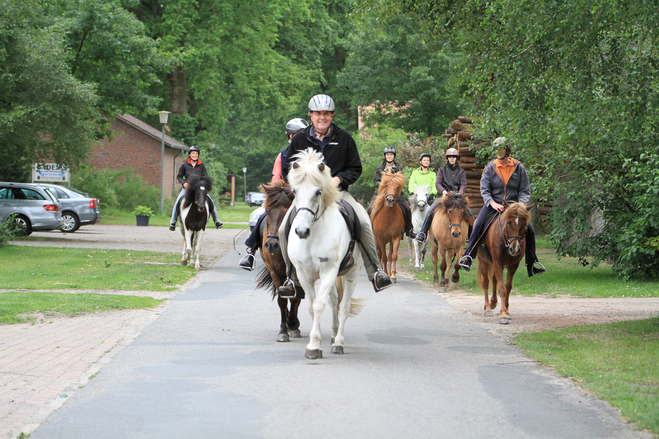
158;111;171;216
243;167;247;204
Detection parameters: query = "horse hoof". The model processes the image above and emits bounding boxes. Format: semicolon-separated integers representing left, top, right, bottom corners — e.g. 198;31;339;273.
331;345;344;354
391;277;397;284
438;287;447;293
289;329;302;339
181;260;187;266
485;310;494;317
499;317;510;325
194;265;201;271
305;349;322;359
278;333;290;342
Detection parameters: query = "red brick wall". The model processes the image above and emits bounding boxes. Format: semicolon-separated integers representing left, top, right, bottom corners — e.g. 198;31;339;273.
90;119;184;198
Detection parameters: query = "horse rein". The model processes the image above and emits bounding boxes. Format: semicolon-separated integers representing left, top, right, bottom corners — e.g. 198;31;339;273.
497;214;525;249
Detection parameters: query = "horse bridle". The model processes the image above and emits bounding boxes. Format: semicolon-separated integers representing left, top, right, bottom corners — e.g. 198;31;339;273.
296;204;321;225
446;209;463;230
385;192;397;204
498;214;525;249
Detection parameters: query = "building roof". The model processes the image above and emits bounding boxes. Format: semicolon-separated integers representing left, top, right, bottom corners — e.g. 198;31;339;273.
117;114;189;151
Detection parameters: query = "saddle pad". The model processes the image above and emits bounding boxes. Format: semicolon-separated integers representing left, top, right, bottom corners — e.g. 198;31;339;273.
337;199;362;241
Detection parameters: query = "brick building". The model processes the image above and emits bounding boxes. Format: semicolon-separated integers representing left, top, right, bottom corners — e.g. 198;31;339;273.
89;114;189;198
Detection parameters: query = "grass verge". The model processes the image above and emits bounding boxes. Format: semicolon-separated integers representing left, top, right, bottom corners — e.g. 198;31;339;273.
399;240;659;298
515;317;659;435
96;205;254;228
0;246;195;291
0;292;164;324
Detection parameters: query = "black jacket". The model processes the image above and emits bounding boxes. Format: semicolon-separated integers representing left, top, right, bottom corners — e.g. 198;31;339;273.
176;159;208;185
281;123;362;191
374;160;402;189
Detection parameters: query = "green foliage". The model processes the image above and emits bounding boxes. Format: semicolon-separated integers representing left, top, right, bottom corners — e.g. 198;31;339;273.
339;9;463;136
0;215;20;247
374;0;659;279
132;205;154;217
0;0;99;176
72;166;160;211
515;318;659;435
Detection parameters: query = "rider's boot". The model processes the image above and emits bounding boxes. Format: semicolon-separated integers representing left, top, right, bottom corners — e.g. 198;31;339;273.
459;255;473;271
527;261;546;277
278;278;305;299
372;269;393;292
169;222;176;231
239;248;256;271
415;212;434;243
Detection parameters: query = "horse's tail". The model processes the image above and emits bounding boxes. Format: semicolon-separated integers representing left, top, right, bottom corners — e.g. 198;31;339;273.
255;265;277;298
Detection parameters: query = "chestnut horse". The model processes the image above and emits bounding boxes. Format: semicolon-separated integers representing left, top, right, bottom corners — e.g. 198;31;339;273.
477;202;532;325
254;180;302;342
370;172;406;283
429;192;473;291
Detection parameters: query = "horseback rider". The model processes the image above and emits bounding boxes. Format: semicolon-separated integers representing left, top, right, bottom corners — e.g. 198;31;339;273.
277;94;393;297
458;137;545;277
169;146;223;231
414;147;471;242
408;153;438;202
238;118;309;271
374;146;401;189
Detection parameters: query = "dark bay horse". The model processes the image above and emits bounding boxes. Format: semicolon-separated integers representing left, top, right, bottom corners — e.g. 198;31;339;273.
370;172;406;283
179;175;212;270
429;192;473;291
477;202;532;324
254;179;302;342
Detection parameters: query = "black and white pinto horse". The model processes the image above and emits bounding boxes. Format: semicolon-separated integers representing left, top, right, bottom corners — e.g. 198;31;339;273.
179;175;212;270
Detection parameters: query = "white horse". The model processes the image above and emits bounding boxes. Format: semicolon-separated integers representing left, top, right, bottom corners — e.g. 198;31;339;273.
408;184;429;270
179;175;211;270
286;149;364;359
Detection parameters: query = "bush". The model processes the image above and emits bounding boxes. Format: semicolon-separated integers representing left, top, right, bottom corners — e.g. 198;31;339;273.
0;215;20;247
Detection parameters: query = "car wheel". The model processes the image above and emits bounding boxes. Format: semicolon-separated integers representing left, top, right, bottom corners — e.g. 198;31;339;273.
61;211;80;233
15;214;32;236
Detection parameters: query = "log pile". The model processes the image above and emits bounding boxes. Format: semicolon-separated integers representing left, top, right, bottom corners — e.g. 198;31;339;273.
440;116;552;223
441;116;487;216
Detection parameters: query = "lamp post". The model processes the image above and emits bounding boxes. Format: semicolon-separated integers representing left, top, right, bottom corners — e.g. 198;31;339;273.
242;167;247;204
158;111;171;215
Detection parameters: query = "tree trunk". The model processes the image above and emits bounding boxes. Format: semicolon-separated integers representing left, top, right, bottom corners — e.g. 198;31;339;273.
169;66;187;115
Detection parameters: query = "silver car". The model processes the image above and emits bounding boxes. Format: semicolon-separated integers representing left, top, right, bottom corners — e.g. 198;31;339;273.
38;184;101;233
0;182;64;235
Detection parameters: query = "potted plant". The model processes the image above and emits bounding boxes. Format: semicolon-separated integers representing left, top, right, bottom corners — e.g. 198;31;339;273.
132;205;154;226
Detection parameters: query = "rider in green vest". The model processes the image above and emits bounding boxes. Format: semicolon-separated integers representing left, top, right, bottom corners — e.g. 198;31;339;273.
408;153;438;199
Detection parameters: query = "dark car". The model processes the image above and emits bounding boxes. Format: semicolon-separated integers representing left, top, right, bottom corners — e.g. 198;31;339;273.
0;182;63;235
38;184;101;233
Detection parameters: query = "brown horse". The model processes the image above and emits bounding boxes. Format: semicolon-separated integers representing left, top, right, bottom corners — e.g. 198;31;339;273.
477;202;532;325
370;172;406;283
429;192;473;291
255;179;302;342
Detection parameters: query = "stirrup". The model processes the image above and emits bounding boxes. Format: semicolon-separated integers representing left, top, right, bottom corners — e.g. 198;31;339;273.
372;270;393;292
529;261;546;277
169;223;176;231
239;252;255;271
415;232;426;243
278;279;297;298
459;255;473;271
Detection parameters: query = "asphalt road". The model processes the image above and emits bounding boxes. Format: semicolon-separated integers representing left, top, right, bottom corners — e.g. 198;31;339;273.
30;251;648;439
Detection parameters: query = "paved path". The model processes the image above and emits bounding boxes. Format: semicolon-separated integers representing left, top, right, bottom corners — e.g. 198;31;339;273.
23;252;650;439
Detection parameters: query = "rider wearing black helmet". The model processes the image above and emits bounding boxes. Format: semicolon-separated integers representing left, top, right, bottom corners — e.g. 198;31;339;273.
238;118;309;271
169;146;223;231
374;146;401;189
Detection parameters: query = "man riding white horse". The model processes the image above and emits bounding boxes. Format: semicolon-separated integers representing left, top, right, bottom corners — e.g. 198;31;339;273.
169;146;223;231
278;94;393;297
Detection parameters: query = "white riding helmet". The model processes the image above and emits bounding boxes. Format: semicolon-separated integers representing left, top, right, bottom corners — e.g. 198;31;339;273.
493;137;510;150
286;118;309;135
308;94;335;112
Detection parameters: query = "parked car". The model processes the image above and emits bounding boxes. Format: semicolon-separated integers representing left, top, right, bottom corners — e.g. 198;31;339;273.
37;184;101;233
246;191;266;207
0;182;63;235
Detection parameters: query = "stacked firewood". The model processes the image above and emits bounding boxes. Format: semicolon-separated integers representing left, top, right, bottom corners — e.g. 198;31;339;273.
441;116;552;224
441;116;486;216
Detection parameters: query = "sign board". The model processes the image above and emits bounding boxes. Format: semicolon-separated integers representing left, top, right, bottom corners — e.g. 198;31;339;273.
33;163;69;183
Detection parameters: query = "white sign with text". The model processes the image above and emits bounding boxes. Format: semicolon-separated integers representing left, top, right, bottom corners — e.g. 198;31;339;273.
33;163;69;182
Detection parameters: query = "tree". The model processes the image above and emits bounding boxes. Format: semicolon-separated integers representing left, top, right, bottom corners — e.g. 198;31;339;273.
339;9;462;136
0;0;98;181
368;0;659;279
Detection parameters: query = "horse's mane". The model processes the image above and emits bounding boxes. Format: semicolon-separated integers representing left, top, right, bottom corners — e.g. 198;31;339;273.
371;172;406;219
376;172;405;195
440;192;469;211
183;175;212;207
503;202;531;223
288;148;341;207
262;179;294;210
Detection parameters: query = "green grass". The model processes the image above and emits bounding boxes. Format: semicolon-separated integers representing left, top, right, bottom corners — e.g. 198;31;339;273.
399;240;659;298
515;318;659;435
0;291;164;324
0;246;196;291
98;205;254;228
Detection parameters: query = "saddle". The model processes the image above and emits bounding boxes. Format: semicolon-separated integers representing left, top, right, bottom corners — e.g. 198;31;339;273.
478;209;500;265
284;199;360;276
396;198;414;238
